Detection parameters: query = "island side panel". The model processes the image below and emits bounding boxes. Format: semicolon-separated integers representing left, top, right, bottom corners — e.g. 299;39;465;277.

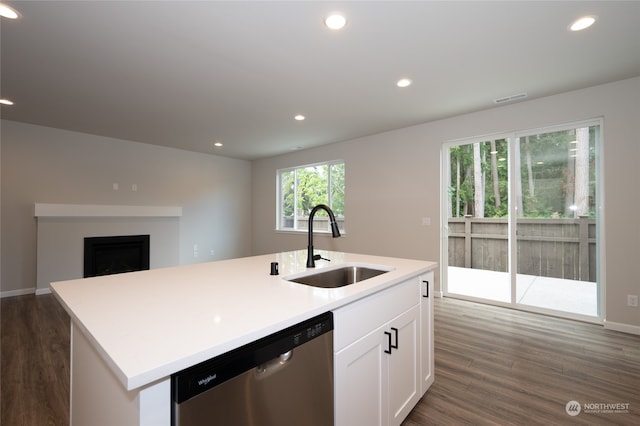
71;324;170;426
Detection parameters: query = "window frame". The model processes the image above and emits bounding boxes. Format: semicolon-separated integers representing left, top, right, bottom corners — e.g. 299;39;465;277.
276;159;345;233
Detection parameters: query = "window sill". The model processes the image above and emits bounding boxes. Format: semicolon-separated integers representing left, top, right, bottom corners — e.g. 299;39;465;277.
275;229;347;236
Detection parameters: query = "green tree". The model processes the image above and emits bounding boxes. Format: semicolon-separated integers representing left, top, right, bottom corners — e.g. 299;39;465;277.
296;166;329;215
281;170;295;218
330;163;345;216
282;162;345;219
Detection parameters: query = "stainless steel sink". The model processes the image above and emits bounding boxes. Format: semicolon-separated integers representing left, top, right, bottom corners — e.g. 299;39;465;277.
286;265;389;288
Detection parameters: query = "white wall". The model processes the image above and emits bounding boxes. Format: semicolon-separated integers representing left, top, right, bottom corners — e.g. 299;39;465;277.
252;77;640;331
1;121;252;296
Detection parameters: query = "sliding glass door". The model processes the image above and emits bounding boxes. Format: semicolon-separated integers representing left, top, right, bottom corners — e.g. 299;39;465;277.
514;125;599;317
443;120;601;320
445;138;511;303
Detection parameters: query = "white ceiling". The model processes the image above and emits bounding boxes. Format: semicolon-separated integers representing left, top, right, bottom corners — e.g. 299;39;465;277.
1;1;639;160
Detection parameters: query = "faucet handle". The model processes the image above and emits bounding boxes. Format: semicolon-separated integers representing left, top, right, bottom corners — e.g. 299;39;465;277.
313;254;331;262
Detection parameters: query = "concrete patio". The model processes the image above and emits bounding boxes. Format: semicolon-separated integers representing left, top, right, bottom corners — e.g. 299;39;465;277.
446;266;598;317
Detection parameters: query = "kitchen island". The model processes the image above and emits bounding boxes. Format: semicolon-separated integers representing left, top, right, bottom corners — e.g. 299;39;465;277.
51;250;437;425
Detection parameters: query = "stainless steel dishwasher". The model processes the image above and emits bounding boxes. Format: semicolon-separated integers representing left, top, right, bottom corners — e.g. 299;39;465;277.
171;312;334;426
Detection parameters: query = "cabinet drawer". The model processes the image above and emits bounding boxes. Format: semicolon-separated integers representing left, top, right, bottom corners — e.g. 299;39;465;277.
333;277;419;352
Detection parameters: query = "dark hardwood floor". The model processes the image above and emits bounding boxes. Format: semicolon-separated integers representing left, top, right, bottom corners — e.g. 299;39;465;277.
404;297;640;426
1;294;638;425
1;294;70;426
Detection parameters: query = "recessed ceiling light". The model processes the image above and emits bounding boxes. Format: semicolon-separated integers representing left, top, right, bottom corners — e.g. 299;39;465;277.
0;99;14;105
570;16;597;31
397;78;412;88
213;141;223;147
294;114;306;121
324;13;347;30
0;3;19;19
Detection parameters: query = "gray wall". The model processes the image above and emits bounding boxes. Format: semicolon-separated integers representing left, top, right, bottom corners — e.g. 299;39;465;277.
2;78;638;330
1;120;252;295
252;77;640;331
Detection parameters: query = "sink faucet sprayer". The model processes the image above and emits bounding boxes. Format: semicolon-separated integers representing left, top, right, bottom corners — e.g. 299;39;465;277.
307;204;341;268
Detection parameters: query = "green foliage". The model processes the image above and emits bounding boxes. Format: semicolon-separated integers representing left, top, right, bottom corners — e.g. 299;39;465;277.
330;163;345;216
281;170;295;217
280;162;345;220
449;140;508;217
448;127;597;219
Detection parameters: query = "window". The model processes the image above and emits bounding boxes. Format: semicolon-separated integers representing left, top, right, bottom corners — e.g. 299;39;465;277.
277;160;345;232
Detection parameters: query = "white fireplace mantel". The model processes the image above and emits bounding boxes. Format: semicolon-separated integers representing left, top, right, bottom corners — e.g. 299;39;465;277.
34;203;182;218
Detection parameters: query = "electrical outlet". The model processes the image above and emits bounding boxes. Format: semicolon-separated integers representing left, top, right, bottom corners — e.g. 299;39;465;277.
628;295;638;307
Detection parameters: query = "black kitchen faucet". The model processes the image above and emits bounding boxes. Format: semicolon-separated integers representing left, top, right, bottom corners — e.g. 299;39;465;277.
306;204;341;267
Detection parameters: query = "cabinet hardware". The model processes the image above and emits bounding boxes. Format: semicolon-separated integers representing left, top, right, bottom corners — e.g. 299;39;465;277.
384;331;393;354
390;327;398;350
422;280;429;298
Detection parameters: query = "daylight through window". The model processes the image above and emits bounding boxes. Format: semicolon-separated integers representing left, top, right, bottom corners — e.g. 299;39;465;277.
277;161;345;232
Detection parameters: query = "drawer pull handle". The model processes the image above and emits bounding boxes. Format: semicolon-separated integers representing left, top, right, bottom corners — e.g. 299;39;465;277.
422;280;429;298
384;331;392;354
390;327;399;350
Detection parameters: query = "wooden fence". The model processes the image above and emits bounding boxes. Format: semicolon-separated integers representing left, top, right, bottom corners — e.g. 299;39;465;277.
448;217;596;282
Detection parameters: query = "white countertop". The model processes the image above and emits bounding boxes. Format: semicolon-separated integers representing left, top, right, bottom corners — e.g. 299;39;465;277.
50;250;436;391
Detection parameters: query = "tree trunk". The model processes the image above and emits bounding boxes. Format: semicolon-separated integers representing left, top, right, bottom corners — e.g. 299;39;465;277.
574;127;590;217
446;148;453;218
490;140;500;208
464;166;473;216
525;136;534;197
473;142;484;217
565;130;576;216
514;138;523;216
456;155;461;217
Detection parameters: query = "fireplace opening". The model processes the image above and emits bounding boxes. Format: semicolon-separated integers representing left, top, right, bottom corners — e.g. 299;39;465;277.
84;235;150;278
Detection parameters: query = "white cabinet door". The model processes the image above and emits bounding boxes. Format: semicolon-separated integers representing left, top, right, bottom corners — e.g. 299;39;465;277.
420;271;435;395
388;304;421;426
335;303;421;426
335;323;388;426
334;275;432;426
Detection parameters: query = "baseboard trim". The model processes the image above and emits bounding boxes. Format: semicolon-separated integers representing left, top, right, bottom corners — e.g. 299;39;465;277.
1;288;36;298
603;320;640;335
36;288;52;296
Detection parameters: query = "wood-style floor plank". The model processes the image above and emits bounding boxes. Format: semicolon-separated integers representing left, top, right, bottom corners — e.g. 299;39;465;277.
403;297;640;426
1;294;70;426
2;294;638;425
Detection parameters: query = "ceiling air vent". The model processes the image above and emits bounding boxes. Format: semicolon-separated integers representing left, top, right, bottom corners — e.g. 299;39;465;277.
493;92;528;104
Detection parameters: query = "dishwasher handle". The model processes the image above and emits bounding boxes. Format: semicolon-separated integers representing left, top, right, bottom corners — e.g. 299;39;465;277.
256;350;294;379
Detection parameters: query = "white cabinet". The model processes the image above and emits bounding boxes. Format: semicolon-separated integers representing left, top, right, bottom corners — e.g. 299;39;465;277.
333;276;429;426
387;305;421;425
420;271;435;395
334;317;387;425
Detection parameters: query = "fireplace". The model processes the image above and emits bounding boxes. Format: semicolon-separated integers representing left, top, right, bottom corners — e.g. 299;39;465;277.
84;235;150;277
